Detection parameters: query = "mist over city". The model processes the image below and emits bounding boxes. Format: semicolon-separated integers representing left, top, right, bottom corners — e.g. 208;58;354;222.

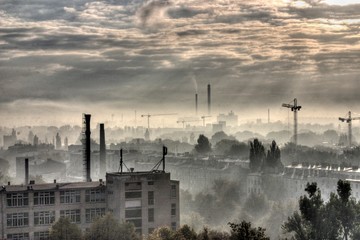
1;0;360;239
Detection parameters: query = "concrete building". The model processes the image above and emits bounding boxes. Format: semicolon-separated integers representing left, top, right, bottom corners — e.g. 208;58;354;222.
217;111;238;127
0;171;179;239
3;129;17;150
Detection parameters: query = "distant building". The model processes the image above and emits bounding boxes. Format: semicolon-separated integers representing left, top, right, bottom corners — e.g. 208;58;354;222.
217;111;238;127
55;133;61;150
0;171;179;239
3;129;17;149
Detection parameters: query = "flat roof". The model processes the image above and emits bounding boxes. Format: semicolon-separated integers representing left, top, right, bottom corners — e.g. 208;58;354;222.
106;170;169;177
1;181;104;192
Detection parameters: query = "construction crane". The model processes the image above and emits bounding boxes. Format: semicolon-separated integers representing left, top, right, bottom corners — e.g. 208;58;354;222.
201;116;211;127
176;119;201;128
282;98;302;145
339;111;360;147
141;113;177;130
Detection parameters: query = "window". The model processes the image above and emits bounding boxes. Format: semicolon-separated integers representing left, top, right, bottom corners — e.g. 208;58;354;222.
171;185;176;198
125;209;142;218
85;208;106;223
7;193;28;207
60;190;80;204
7;233;29;240
125;191;141;198
127;219;142;228
34;211;55;226
125;200;142;209
85;188;105;203
171;222;177;231
148;191;154;205
148;208;154;222
125;182;141;191
171;203;176;216
34;231;49;240
34;192;55;205
7;213;29;227
148;181;154;185
60;209;81;223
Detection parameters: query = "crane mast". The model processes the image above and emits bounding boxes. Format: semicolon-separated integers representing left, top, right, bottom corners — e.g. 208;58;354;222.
201;116;211;127
282;98;302;145
338;111;360;147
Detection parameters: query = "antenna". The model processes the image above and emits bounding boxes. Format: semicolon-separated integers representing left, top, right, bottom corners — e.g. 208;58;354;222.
163;146;167;172
151;145;168;172
118;148;129;173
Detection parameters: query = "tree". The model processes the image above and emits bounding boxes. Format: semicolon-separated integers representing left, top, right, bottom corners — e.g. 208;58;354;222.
84;213;139;240
195;135;212;155
249;139;265;172
228;221;270;240
282;181;360;240
211;131;235;145
49;217;82;240
147;226;175;240
264;140;282;173
198;227;230;240
173;225;197;240
332;180;356;240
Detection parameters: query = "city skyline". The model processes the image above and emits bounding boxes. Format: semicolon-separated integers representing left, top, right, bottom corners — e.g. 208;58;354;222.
1;0;360;126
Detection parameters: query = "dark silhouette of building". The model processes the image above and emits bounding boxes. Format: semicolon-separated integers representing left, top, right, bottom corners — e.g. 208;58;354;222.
3;129;17;149
55;133;61;150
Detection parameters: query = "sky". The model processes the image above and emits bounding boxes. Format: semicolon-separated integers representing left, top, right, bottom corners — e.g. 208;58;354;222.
0;0;360;127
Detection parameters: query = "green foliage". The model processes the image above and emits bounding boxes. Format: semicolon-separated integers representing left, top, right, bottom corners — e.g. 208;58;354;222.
249;139;265;172
198;227;230;240
84;213;139;240
195;135;212;155
228;221;270;240
49;217;82;240
147;225;197;240
265;140;281;168
214;139;247;157
283;180;360;240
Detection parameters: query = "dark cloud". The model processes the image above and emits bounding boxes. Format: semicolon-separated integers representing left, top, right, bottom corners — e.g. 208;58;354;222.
0;0;359;125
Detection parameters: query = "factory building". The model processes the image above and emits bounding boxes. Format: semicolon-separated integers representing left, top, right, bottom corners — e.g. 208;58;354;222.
0;171;179;239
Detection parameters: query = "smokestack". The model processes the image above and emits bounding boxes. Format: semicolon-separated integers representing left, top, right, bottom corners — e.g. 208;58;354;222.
83;114;91;182
207;83;211;115
195;93;198;116
99;123;106;178
25;158;29;185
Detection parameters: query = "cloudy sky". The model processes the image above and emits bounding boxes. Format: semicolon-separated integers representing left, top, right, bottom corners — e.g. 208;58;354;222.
0;0;360;126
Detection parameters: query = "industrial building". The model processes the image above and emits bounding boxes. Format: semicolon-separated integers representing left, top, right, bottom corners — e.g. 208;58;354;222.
0;169;179;239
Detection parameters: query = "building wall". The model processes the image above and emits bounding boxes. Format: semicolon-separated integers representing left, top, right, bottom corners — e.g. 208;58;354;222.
106;171;179;235
0;171;179;239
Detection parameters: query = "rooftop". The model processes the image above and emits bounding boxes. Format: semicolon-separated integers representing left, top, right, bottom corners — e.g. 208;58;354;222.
1;181;104;192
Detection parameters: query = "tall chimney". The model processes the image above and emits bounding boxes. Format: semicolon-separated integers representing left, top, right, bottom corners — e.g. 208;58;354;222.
195;93;198;116
25;158;29;185
207;83;211;115
99;123;106;178
83;114;91;182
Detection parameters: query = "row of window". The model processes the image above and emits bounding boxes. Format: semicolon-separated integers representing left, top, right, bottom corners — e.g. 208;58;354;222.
7;231;49;240
6;208;106;227
6;189;106;207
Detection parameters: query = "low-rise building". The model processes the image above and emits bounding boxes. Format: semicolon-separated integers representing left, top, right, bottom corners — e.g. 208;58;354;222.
0;170;179;239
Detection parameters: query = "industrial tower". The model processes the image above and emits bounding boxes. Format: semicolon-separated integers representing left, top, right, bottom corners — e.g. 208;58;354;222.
282;98;302;145
82;114;91;182
339;111;360;147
